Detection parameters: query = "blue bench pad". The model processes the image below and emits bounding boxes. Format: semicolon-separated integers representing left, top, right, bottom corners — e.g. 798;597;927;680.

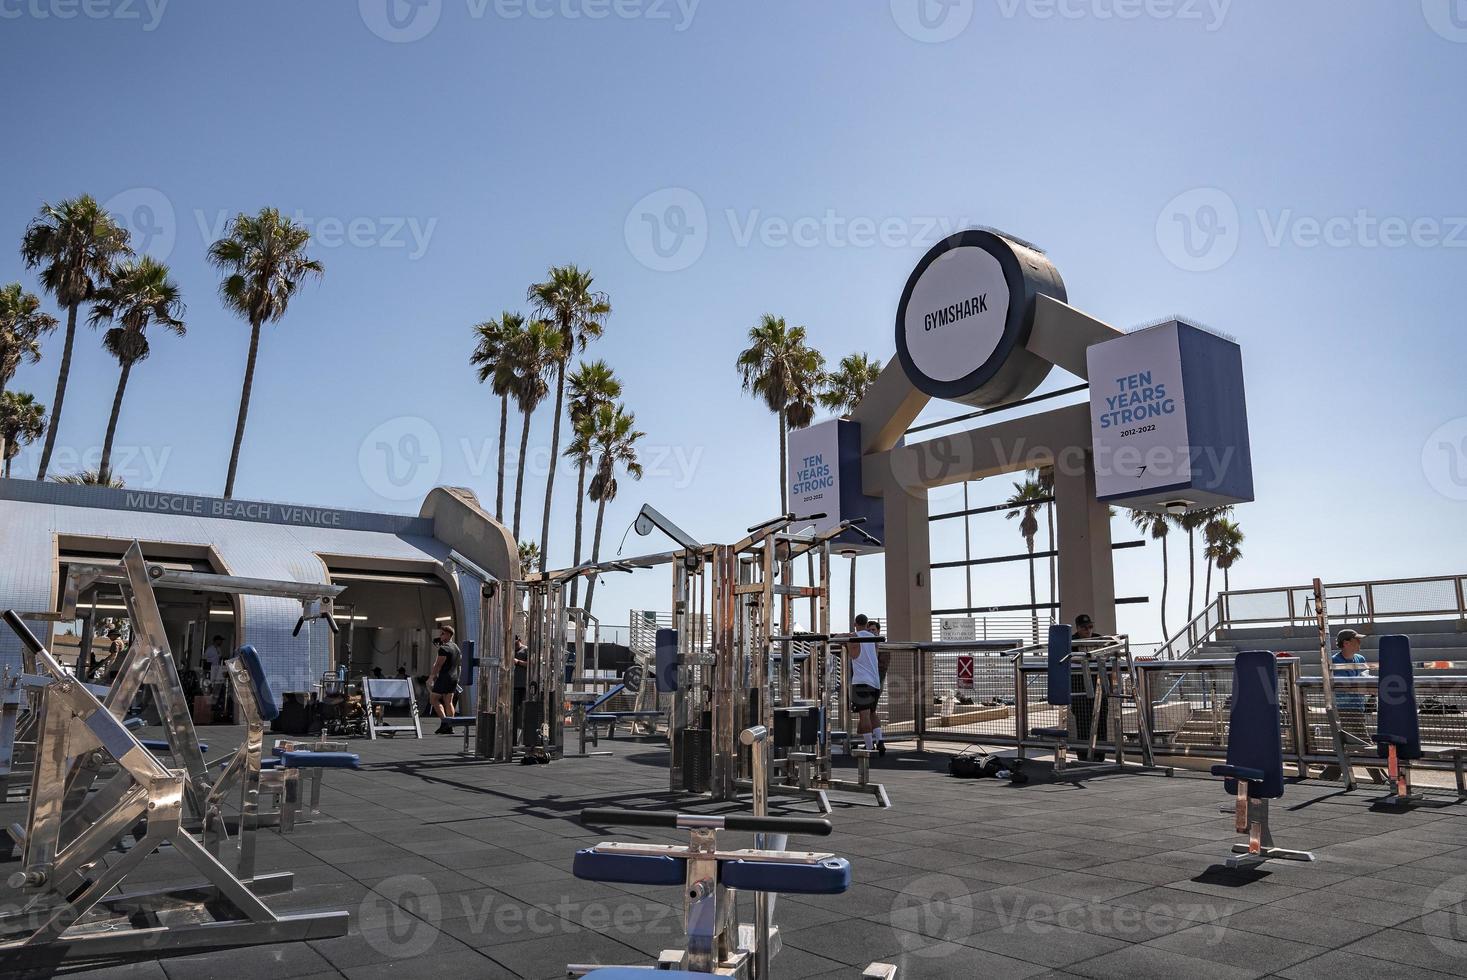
574;849;686;887
721;858;850;896
280;750;360;770
1211;764;1265;783
583;972;710;980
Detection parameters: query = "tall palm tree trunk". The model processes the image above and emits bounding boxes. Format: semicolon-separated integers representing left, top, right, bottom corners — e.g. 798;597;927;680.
1027;540;1038;643
583;494;608;617
1186;530;1197;621
513;407;534;539
99;360;133;485
538;363;567;572
777;407;788;512
36;302;79;481
569;462;587;609
224;319;263;499
1160;536;1171;639
496;392;508;521
1204;558;1214;609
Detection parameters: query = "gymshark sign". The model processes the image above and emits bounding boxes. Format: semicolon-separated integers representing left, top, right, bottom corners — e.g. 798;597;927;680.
923;293;988;332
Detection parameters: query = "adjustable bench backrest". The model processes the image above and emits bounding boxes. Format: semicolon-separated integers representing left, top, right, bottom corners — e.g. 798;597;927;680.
1222;650;1284;799
235;645;280;722
1375;634;1421;761
364;678;414;704
1047;624;1073;708
573;848;851;896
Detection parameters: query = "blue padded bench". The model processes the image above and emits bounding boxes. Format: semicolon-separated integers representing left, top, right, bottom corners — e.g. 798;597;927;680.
1209;650;1313;869
1374;634;1466;803
573;848;851;896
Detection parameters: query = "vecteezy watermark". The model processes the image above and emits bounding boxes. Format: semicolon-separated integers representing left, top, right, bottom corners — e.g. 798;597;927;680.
889;875;977;953
1157;187;1467;271
625;188;708;273
993;0;1232;30
193;208;439;260
359;0;699;42
357;416;704;502
360;875;442;959
359;417;444;502
1423;417;1467;503
0;0;169;30
623;188;978;272
1156;187;1241;273
988;893;1234;940
890;0;975;43
104;187;178;261
452;891;681;938
14;443;173;488
1422;0;1467;42
1422;874;1467;958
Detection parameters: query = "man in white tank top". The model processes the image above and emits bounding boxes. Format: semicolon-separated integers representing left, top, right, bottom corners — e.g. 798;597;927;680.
850;615;885;756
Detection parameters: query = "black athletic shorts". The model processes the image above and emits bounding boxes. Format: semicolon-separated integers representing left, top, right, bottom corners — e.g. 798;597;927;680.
851;684;882;711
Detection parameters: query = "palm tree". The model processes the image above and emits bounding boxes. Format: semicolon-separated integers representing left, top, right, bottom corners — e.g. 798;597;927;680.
208;208;323;498
1130;509;1172;640
819;353;882;416
21;195;132;480
507;319;564;540
1211;518;1245;594
527;265;611;573
736;315;826;512
88;257;185;486
52;468;124;488
1201;506;1235;607
0;391;46;478
581;403;644;618
818;352;883;627
0;283;59;400
1005;479;1048;642
470;312;525;522
1175;509;1210;622
564;360;621;608
518;541;541;570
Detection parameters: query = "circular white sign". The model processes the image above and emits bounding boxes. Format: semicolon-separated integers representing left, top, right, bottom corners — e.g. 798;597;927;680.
902;246;1011;384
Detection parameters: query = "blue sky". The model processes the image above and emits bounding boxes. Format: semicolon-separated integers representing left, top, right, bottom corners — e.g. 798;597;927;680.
2;1;1464;643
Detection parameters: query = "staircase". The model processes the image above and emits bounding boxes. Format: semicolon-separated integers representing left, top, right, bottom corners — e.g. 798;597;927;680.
1195;619;1467;678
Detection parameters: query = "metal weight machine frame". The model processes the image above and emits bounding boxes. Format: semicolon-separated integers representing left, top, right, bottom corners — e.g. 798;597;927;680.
0;541;351;956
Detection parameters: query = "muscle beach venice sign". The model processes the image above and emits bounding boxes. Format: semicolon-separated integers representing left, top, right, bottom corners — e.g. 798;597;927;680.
895;228;1067;407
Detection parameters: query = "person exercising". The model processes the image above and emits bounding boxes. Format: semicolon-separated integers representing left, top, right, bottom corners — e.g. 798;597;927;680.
428;624;461;735
851;614;885;757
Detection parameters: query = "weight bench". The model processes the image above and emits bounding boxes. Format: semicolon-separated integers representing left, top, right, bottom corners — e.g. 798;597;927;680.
362;677;422;738
571;808;895;978
1211;650;1314;869
1028;624;1084;776
1374;634;1467;805
206;647;359;876
443;715;476;753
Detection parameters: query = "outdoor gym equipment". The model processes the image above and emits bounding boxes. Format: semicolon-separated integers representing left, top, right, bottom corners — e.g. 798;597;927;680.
1373;634;1467;805
1210;650;1315;870
1018;623;1171;782
0;612;349;956
569;726;896;979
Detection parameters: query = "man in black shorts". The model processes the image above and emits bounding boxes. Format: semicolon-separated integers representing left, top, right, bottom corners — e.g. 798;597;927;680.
428;624;461;734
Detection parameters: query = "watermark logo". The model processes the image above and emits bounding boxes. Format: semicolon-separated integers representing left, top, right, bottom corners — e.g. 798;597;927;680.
891;0;975;42
104;187;177;261
359;417;443;501
1422;874;1467;957
1157;187;1240;272
361;0;443;42
625;188;708;272
994;0;1231;31
1423;0;1467;42
1423;416;1467;502
0;0;169;30
889;874;976;952
360;875;442;958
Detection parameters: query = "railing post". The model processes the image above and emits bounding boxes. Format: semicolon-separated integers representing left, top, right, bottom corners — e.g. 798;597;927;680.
1364;585;1375;626
914;647;927;753
1287;659;1308;779
1014;653;1028;762
1456;577;1466;627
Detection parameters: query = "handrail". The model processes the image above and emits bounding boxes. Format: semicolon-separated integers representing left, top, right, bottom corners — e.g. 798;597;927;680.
1154;595;1225;662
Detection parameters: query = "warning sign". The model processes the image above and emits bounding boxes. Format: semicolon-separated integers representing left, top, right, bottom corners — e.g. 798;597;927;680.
957;654;974;690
